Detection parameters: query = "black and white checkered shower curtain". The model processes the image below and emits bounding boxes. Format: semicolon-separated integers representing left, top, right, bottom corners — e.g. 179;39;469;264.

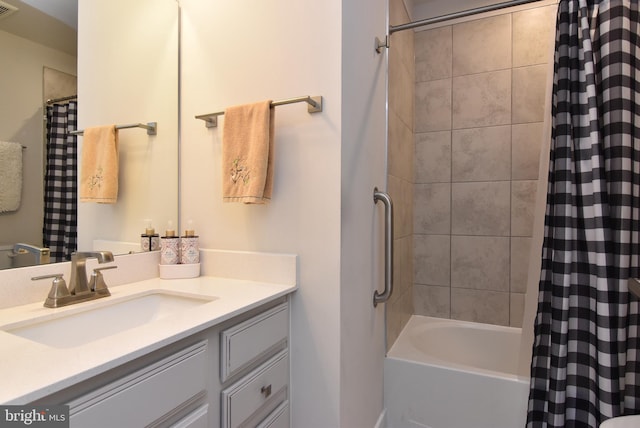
527;1;640;426
43;101;77;262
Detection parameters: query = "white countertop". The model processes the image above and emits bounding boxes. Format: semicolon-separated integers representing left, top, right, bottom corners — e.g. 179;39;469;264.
0;276;296;404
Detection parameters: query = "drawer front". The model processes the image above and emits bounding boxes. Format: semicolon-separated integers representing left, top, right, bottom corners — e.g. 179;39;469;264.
68;341;207;428
221;350;289;428
257;401;289;428
221;302;288;382
171;404;209;428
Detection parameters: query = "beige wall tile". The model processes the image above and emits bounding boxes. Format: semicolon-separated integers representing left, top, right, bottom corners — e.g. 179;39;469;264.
388;0;414;346
389;0;409;25
510;292;525;327
416;26;452;82
452;125;511;181
395;235;414;297
414;284;450;318
390;57;415;129
415;131;451;183
451;181;510;236
512;64;548;124
512;122;544;180
451;288;510;325
389;0;413;72
410;5;553;326
451;235;509;292
416;78;452;132
452;70;511;129
510;237;532;293
453;14;511;76
389;175;414;239
415;183;451;234
387;287;413;349
511;180;537;236
414;234;450;286
389;109;414;183
513;5;557;67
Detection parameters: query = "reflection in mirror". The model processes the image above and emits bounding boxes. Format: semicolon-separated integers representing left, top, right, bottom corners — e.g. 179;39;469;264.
77;0;179;257
0;0;77;269
0;0;179;270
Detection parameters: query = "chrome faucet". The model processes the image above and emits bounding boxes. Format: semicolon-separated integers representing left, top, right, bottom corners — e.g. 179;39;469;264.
11;243;51;265
32;251;117;308
69;251;115;295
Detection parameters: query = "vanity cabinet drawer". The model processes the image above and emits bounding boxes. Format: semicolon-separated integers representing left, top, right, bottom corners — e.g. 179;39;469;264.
170;404;209;428
221;350;289;428
68;341;207;428
257;401;289;428
220;302;288;382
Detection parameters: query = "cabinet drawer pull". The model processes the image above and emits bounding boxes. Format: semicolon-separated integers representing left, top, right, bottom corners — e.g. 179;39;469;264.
261;385;272;398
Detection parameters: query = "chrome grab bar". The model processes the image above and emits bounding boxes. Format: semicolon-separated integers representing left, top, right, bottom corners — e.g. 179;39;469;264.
373;187;394;307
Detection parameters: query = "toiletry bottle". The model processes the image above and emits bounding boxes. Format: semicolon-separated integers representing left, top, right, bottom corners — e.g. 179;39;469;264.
141;219;152;251
141;230;150;252
180;221;199;264
160;221;180;265
149;227;160;251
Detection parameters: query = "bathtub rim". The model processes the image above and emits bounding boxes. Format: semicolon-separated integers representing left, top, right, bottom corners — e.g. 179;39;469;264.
387;314;531;383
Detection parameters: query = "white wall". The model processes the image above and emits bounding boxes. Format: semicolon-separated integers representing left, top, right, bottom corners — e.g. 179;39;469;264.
180;0;386;426
77;0;178;251
78;0;387;423
180;1;342;425
0;30;76;248
340;0;388;425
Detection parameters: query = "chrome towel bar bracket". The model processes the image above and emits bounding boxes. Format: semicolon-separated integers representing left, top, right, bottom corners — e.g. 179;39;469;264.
373;187;394;307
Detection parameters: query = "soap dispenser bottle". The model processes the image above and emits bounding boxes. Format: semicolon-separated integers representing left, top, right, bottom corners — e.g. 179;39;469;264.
149;222;160;251
141;219;160;252
180;221;199;264
160;221;180;265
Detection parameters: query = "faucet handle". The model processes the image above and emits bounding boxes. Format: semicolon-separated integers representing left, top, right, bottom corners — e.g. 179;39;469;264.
89;265;117;296
32;274;71;308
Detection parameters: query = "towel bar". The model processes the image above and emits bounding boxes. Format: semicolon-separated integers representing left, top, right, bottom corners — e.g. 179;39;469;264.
196;95;323;128
70;122;157;136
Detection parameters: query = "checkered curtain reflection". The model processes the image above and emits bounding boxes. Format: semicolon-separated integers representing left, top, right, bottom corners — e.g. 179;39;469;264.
527;1;640;426
43;102;77;262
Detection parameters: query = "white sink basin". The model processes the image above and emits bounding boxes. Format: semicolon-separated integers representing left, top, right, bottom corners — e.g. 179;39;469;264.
1;291;215;348
600;415;640;428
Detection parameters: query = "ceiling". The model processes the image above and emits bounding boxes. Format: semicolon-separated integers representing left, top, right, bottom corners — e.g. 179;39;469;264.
21;0;77;30
0;0;77;55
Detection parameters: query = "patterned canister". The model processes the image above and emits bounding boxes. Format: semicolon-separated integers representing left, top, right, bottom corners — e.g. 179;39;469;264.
160;229;180;265
180;229;199;264
141;232;151;252
150;233;160;251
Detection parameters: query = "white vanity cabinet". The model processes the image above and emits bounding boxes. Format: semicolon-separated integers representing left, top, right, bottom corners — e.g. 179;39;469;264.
67;341;210;427
30;297;290;428
220;302;290;428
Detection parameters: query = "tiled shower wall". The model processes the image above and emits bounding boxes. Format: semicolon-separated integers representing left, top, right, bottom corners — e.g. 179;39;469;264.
387;0;415;348
412;4;556;327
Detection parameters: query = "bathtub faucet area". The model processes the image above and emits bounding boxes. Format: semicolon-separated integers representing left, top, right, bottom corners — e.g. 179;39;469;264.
11;243;50;265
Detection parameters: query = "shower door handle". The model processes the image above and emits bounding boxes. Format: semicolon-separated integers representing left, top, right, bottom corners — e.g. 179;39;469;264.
373;187;394;307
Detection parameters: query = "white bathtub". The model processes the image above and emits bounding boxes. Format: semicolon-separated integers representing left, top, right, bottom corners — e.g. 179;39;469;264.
384;316;530;428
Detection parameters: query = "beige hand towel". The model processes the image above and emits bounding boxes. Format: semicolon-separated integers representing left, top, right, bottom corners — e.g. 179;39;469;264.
222;100;275;204
0;141;23;213
80;125;119;204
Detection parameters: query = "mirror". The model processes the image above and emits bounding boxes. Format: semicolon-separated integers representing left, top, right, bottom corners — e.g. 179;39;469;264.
0;0;179;269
